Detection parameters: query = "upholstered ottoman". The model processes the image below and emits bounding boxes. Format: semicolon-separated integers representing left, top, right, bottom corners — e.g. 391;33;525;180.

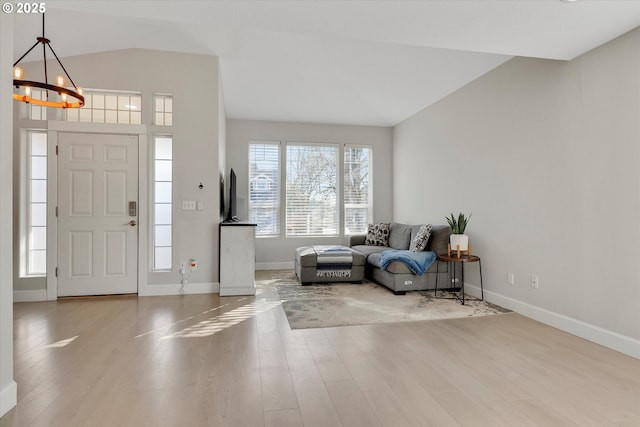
295;245;365;285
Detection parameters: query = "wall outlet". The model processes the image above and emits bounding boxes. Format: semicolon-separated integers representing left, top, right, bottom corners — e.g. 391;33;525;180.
531;275;539;289
179;260;186;274
507;272;515;285
190;258;198;271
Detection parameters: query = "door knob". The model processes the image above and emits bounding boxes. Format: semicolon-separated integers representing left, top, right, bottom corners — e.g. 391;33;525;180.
127;220;137;226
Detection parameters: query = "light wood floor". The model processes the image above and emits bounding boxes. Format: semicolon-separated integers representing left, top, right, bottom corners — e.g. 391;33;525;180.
2;273;639;427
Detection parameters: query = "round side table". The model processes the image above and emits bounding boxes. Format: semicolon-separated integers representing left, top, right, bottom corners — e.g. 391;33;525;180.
435;254;484;305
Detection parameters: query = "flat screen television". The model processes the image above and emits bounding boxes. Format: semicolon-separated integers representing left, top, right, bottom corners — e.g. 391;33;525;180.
226;168;239;222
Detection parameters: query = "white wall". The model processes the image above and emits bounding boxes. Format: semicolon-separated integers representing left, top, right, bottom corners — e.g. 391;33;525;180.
13;49;222;295
226;119;393;268
393;28;640;357
1;11;17;418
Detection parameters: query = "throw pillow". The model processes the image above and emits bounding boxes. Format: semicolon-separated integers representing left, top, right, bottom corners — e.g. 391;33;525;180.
365;223;390;246
409;224;432;252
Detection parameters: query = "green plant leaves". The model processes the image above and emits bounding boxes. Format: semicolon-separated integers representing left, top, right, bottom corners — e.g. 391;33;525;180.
445;212;471;234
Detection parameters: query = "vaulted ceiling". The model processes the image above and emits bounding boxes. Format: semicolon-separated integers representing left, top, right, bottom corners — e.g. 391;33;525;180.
13;1;640;126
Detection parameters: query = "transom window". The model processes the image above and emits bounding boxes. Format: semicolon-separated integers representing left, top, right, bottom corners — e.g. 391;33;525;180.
65;89;142;124
154;94;173;126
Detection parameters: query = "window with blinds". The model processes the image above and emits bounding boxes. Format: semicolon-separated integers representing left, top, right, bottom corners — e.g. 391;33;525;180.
249;142;280;236
344;145;372;235
286;144;338;236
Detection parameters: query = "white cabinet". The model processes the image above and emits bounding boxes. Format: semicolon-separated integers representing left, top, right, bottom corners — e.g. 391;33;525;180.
219;222;256;296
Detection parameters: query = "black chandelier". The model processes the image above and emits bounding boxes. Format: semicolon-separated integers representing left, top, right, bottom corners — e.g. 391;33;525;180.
13;14;84;109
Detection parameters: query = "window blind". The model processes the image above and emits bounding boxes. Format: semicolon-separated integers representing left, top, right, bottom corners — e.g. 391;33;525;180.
286;144;338;236
249;142;280;236
344;145;372;235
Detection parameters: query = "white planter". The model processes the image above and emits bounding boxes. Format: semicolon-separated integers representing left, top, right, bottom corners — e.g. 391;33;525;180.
450;234;468;251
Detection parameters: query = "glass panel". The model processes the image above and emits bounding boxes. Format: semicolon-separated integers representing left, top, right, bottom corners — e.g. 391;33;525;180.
30;226;47;250
164;113;172;126
31;203;47;226
30;180;47;203
93;94;104;109
31;133;47;155
155;97;164;113
84;93;92;108
131;111;141;125
155;182;172;203
105;95;117;110
154;247;172;270
105;110;118;124
29;250;47;274
154;225;172;246
118;95;129;110
93;109;105;123
154;160;172;181
129;96;141;111
165;98;172;113
118;110;129;124
66;109;79;122
155;138;172;160
155;112;164;126
154;203;172;225
31;157;47;179
31;107;41;121
79;108;92;122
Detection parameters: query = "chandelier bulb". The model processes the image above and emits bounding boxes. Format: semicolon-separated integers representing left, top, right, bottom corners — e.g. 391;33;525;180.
56;75;65;86
24;86;31;97
14;67;24;79
61;93;67;102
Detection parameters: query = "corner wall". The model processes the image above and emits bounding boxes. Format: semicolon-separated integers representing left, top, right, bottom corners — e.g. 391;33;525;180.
393;28;640;357
1;12;17;418
226;119;393;268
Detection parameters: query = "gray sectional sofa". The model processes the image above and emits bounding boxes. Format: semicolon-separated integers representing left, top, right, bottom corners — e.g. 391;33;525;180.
350;223;451;294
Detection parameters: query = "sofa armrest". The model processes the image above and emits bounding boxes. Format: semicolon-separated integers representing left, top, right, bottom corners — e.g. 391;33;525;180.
350;235;366;247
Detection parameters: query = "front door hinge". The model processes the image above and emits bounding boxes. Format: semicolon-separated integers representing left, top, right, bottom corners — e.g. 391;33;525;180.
55;267;58;277
55;206;58;217
55;145;59;155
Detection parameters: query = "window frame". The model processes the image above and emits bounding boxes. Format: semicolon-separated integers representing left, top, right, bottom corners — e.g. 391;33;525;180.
151;134;173;271
285;142;340;238
343;144;373;235
248;141;281;237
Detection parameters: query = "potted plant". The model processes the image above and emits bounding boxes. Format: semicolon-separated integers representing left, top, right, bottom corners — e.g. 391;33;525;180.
446;212;471;252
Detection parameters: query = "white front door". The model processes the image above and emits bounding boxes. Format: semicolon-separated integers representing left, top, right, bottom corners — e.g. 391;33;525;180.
57;132;139;296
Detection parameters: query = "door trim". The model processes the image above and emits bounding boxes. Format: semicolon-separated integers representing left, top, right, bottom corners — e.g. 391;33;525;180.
46;121;148;300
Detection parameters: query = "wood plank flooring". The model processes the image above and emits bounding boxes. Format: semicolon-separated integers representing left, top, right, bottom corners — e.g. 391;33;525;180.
2;272;639;426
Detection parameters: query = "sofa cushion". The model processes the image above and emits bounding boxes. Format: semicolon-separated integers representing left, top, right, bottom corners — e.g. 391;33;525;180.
409;224;432;252
351;245;389;258
425;225;451;255
388;222;412;249
368;253;413;274
365;223;390;246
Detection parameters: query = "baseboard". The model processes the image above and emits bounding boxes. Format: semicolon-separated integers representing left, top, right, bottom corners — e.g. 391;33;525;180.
466;283;640;359
256;261;294;270
139;282;220;296
13;289;47;302
0;380;17;417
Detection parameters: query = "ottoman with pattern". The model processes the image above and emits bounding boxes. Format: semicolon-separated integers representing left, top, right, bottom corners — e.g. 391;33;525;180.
295;245;365;285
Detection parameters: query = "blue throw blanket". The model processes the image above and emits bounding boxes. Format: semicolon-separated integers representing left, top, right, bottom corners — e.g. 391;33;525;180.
378;250;437;276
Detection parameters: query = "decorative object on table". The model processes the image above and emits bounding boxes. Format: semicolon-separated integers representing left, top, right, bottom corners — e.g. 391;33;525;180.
264;270;508;330
445;212;471;258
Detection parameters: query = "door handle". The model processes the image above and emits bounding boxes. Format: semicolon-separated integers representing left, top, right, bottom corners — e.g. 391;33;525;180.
126;220;137;226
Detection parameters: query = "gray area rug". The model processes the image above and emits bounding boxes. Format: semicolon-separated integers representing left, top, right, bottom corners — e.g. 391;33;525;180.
264;271;510;330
